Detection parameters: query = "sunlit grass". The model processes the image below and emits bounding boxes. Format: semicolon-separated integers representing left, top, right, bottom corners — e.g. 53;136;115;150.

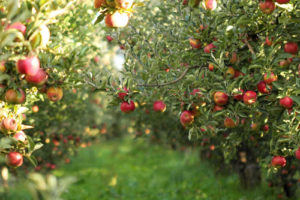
4;137;275;200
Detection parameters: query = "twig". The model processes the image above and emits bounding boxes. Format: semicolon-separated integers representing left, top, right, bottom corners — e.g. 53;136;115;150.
243;36;255;56
137;65;204;87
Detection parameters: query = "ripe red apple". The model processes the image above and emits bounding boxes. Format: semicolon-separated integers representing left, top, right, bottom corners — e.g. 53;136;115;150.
208;63;214;71
284;42;298;54
94;0;106;8
243;91;257;105
1;118;17;132
262;124;269;132
204;0;217;10
14;131;26;142
204;43;216;53
180;111;194;126
279;96;293;109
259;0;275;14
105;11;129;28
17;56;40;76
6;22;26;35
295;147;300;160
47;87;63;102
213;91;228;106
224;117;237;128
5;88;26;104
276;0;290;4
0;60;6;72
94;56;100;63
264;72;277;84
153;100;166;112
183;0;188;5
234;70;245;78
5;89;17;103
265;36;272;46
106;35;113;42
213;105;224;112
271;156;286;167
115;0;133;9
120;100;135;113
25;68;48;85
257;81;272;94
189;38;201;49
30;25;50;48
6;152;23;167
232;88;244;100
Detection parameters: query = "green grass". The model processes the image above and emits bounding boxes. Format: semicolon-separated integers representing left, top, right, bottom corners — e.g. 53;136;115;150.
3;138;275;200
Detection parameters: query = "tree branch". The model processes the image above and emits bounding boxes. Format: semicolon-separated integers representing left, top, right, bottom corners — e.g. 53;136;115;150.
243;36;255;56
137;65;204;87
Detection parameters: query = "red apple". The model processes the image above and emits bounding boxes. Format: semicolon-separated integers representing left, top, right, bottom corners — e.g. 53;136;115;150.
279;60;289;67
208;63;214;71
14;131;26;142
6;152;23;167
259;0;275;14
6;22;26;35
1;118;17;132
295;147;300;160
262;124;269;132
279;96;293;109
204;43;216;53
232;88;244;100
276;0;289;4
189;38;201;49
47;87;63;102
94;56;100;63
153;100;166;112
243;91;257;105
213;105;224;112
204;0;217;10
94;0;106;8
271;156;286;167
105;11;129;28
17;56;40;76
284;42;298;54
180;111;194;126
224;117;237;128
25;68;48;85
264;72;277;84
265;36;272;46
213;91;228;106
106;35;113;42
5;88;25;104
115;0;133;9
120;100;135;113
257;81;272;94
183;0;189;5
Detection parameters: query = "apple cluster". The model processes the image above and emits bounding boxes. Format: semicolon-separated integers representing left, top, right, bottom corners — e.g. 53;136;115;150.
94;0;135;28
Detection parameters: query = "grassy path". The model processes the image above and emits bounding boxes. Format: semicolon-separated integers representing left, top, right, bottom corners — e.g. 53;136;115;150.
6;138;275;200
57;138;273;200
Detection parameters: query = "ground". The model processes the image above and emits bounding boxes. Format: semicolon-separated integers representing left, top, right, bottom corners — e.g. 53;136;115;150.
4;138;275;200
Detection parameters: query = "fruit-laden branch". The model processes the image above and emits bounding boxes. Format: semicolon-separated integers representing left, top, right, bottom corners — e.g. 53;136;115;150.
137;65;204;87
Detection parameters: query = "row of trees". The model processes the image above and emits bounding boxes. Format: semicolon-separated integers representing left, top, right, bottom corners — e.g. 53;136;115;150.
91;0;300;198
